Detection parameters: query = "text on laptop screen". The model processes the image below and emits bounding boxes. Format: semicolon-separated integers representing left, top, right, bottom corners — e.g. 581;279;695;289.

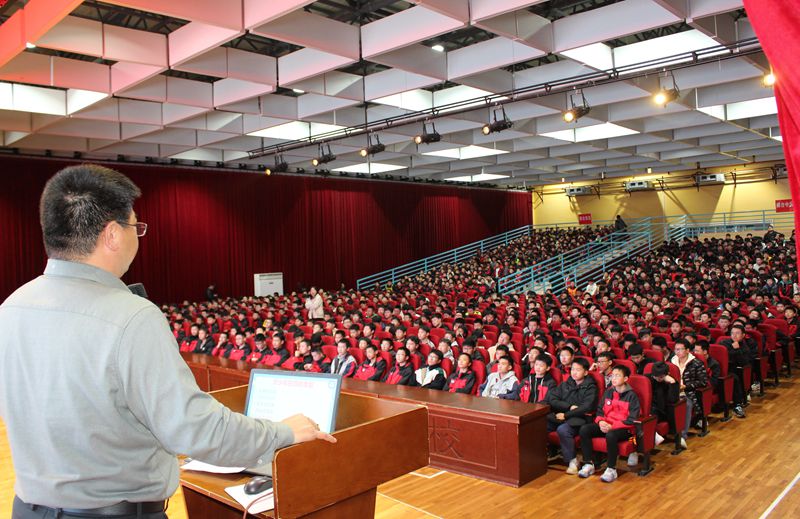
245;371;340;434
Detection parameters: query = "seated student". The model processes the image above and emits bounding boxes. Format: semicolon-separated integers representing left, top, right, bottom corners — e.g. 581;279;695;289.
629;343;653;375
487;331;515;360
487;345;510;373
405;336;427;367
544;358;598;476
415;350;447;390
304;347;331;373
556;347;574;377
354;344;387;381
460;339;485;363
593;352;615;388
245;333;269;362
592;338;614;359
437;338;456;362
508;355;556;403
330;339;357;378
443;353;477;394
172;319;186;344
578;365;640;483
211;332;231;357
192;328;215;355
671;339;708;444
718;325;751;418
384;347;416;386
283;338;313;370
620;334;638;357
480;356;519;399
180;324;200;351
650;336;674;363
259;332;291;367
646;362;679;450
693;340;721;389
224;332;250;360
522;346;546;378
379;337;397;361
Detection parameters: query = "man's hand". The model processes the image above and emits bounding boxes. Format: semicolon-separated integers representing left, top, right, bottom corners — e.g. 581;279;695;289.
731;341;740;349
569;405;578;411
555;412;566;421
664;375;676;384
281;414;337;444
599;421;611;433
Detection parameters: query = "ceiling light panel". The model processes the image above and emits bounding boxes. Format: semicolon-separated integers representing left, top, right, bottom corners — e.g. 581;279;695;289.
247;121;345;139
422;145;509;159
332;162;407;174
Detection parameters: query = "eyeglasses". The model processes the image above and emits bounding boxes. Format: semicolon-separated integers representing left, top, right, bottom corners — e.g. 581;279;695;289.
118;221;148;237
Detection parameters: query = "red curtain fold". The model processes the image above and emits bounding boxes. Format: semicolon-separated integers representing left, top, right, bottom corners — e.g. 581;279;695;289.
0;156;531;303
743;0;800;276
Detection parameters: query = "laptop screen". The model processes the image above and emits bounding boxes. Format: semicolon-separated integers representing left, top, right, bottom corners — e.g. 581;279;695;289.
244;370;342;434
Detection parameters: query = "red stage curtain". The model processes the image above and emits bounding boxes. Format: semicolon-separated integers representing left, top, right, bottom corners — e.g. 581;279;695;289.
0;157;531;303
744;1;800;271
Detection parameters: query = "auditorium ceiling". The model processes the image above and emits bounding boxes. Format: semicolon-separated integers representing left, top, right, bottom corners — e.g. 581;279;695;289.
0;0;783;186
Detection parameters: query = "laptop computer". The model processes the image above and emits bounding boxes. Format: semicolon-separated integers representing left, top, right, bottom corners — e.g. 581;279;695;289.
242;369;342;475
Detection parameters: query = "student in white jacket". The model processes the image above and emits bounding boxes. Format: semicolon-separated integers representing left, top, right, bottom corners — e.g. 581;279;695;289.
480;357;519;399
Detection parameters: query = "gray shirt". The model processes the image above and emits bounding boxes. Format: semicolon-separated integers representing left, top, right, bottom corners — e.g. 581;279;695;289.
0;259;294;508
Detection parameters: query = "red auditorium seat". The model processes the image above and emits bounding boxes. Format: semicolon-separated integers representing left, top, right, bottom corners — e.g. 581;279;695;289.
471;361;487;395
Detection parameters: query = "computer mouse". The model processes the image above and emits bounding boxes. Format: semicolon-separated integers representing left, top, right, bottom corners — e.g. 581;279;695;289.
243;475;273;495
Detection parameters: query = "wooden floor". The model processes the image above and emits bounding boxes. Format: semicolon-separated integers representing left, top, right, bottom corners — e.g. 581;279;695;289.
3;378;800;518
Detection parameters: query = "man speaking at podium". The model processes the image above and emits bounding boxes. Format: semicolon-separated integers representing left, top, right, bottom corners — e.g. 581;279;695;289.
0;164;335;519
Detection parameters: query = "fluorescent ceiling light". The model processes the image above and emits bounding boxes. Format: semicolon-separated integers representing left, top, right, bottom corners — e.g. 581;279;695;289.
575;123;639;142
25;42;36;49
422;145;509;160
292;88;305;94
561;43;613;71
697;105;726;120
726;97;777;120
332;163;406;174
449;173;509;182
614;30;721;72
431;44;445;52
247;121;345;140
540;129;576;142
772;135;783;142
433;85;506;113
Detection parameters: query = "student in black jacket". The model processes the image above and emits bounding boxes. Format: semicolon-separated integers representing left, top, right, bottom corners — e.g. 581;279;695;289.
384;347;416;386
647;362;679;441
694;341;721;388
719;325;751;417
192;328;215;355
544;357;598;475
629;343;653;375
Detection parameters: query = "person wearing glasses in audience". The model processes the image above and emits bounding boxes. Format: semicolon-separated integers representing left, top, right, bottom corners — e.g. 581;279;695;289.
0;164;334;519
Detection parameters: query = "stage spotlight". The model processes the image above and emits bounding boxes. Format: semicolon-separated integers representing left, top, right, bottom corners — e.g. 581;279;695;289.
359;134;386;157
413;122;441;145
265;154;288;175
482;107;513;135
763;72;776;87
312;144;336;167
654;73;680;106
563;91;590;123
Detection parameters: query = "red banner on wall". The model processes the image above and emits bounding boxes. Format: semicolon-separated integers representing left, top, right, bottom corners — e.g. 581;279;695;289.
776;199;794;213
578;213;593;225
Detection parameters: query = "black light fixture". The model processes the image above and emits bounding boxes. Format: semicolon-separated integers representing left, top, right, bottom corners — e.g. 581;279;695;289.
654;72;680;106
413;122;441;145
563;90;590;123
312;144;336;166
265;154;288;175
482;107;513;135
359;134;386;157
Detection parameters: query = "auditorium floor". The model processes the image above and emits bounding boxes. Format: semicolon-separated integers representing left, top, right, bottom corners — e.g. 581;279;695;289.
2;377;799;519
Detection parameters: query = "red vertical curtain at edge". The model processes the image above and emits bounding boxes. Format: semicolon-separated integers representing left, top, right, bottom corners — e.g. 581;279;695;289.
0;157;531;303
744;1;800;277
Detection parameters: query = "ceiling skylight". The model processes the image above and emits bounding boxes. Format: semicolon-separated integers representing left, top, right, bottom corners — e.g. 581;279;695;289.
247;121;345;140
448;173;509;182
422;145;509;160
332;163;406;174
540;124;638;143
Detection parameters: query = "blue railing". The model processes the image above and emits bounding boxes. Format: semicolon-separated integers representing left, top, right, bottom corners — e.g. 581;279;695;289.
498;209;795;295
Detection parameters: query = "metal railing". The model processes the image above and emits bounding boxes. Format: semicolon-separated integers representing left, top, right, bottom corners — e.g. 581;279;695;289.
498;209;795;295
355;221;617;290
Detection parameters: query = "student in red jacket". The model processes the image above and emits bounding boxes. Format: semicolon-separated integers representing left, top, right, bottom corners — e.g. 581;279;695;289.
578;364;641;483
384;347;415;386
354;344;386;381
259;332;290;367
443;353;477;394
508;355;556;403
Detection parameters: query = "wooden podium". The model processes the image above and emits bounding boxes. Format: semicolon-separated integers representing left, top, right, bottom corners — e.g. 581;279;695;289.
179;385;429;518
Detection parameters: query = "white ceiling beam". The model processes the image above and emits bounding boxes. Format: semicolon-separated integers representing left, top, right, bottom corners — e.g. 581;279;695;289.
252;11;360;60
361;6;465;58
104;1;242;31
447;37;545;80
370;45;447;80
0;0;83;68
278;49;355;86
243;0;316;30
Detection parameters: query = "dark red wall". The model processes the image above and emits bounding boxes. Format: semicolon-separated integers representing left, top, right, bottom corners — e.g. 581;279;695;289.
0;156;531;303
